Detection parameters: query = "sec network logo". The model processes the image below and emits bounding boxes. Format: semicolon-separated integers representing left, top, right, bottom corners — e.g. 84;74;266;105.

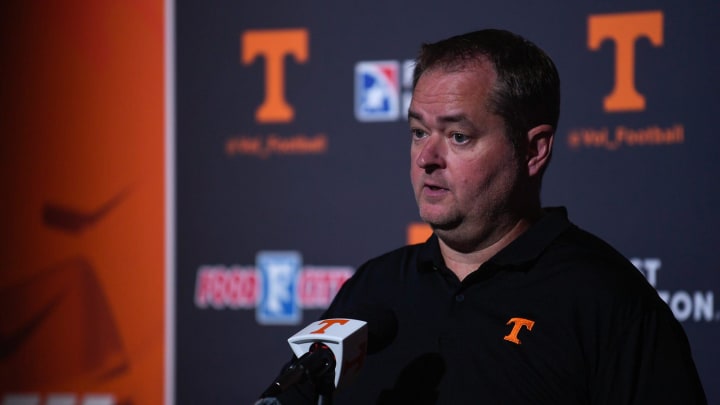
355;61;405;122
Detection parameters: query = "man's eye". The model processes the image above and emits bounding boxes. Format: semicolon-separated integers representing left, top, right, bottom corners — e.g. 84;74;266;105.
410;128;427;139
451;132;470;143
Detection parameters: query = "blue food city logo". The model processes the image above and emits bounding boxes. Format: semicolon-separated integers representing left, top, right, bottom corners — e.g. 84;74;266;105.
256;251;303;325
195;251;354;325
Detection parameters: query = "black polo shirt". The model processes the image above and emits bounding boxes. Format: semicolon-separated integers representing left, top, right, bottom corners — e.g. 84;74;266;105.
279;207;706;404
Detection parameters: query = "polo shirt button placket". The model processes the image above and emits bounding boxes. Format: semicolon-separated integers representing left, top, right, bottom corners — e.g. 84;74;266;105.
455;293;465;302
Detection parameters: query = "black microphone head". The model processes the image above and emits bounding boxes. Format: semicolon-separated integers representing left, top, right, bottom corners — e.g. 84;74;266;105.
338;304;398;355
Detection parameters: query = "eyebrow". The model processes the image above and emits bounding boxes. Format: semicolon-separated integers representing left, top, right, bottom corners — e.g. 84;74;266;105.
408;109;473;126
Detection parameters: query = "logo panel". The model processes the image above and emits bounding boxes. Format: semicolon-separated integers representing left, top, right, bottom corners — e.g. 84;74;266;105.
256;251;302;325
242;28;309;123
567;10;685;151
355;61;400;122
194;254;354;325
232;28;329;158
588;11;663;112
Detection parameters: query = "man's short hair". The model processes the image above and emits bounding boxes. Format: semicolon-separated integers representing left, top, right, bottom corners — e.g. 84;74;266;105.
413;29;561;149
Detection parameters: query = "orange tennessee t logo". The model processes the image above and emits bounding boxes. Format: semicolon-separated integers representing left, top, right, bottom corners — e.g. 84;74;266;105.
310;319;349;334
588;11;663;112
242;28;309;123
503;317;535;345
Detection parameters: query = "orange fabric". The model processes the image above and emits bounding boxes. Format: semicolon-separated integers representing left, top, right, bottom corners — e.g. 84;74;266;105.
407;223;433;245
0;1;165;403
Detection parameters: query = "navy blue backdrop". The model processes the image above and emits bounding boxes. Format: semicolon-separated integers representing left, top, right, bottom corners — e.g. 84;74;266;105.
174;1;720;403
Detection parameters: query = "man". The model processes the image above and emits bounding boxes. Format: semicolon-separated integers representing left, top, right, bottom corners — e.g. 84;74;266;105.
274;29;706;404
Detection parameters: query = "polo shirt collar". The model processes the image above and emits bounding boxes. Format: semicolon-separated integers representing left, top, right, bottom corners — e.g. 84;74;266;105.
416;207;574;273
490;207;573;268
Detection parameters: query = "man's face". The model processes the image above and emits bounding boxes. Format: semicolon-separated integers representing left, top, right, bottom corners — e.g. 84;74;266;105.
408;62;525;248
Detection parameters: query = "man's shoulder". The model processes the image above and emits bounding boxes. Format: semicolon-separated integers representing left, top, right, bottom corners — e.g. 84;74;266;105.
547;224;635;272
352;242;426;279
540;224;665;310
322;243;427;317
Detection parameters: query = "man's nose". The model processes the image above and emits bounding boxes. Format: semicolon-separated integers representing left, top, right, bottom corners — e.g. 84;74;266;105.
416;134;446;172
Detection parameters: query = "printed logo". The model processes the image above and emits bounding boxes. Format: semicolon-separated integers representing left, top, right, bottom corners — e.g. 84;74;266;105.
242;28;309;123
567;10;685;151
256;251;302;325
504;317;535;345
353;59;415;122
633;258;719;322
310;319;350;334
355;61;401;121
194;251;354;325
231;28;329;158
588;10;663;112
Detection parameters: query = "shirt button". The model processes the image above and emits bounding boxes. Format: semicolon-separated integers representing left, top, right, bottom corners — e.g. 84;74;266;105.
455;294;465;302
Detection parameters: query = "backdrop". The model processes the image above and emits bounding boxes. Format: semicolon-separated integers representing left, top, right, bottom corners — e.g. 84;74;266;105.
2;1;718;405
175;1;719;404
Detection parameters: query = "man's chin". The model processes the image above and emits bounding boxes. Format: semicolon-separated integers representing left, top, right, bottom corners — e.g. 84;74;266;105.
423;216;461;232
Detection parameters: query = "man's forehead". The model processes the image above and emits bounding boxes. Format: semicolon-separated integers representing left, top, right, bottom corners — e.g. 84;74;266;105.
417;56;496;83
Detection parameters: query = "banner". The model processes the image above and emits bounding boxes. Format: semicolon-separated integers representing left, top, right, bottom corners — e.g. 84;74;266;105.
3;1;718;405
174;1;720;404
0;2;165;404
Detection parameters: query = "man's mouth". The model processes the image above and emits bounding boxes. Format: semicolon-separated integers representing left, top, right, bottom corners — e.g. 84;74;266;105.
423;183;449;195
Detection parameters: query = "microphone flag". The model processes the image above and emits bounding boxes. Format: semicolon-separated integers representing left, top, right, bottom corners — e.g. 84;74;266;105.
287;318;368;389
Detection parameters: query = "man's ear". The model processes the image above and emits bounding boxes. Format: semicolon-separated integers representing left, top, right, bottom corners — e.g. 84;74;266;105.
526;124;554;177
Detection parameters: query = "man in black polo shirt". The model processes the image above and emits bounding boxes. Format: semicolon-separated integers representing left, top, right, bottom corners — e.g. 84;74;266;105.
272;29;706;404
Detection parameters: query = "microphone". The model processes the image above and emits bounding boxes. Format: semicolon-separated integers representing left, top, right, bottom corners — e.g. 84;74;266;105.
259;306;398;400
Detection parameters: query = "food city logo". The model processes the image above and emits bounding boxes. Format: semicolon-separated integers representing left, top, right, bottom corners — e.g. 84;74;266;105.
354;59;415;122
568;10;685;151
194;251;353;325
228;28;328;158
633;257;719;322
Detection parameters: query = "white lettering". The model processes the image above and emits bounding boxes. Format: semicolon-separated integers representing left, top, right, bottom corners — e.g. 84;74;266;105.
659;290;716;322
669;290;693;321
265;262;295;315
47;396;75;405
630;257;661;287
1;395;115;405
693;291;714;321
2;395;39;405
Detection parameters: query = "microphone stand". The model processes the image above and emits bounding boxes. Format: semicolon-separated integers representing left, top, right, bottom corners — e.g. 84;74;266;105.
316;394;332;405
260;342;336;403
314;376;334;405
312;349;335;405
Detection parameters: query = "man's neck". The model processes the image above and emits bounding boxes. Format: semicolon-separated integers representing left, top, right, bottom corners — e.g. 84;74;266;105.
438;216;536;282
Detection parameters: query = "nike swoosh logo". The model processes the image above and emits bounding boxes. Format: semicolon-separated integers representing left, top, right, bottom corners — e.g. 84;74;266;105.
42;186;132;234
